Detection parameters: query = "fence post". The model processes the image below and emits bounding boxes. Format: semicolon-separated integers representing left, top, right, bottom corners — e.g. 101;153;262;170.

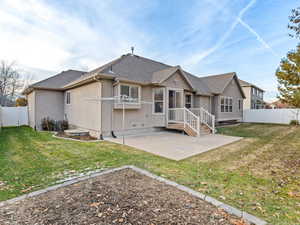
212;115;215;134
183;108;186;128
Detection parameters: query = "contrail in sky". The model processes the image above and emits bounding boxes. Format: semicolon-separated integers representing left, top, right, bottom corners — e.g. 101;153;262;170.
184;0;279;66
238;18;280;57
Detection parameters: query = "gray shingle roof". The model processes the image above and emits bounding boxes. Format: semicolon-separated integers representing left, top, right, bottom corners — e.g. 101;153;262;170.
71;54;212;95
239;79;265;92
30;70;86;89
199;73;236;94
152;66;180;83
24;54;245;97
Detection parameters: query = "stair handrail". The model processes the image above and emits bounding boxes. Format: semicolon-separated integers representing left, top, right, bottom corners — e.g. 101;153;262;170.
200;107;215;134
184;107;200;136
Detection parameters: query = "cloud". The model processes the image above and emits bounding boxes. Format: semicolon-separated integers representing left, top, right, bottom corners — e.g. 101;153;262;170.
0;0;152;79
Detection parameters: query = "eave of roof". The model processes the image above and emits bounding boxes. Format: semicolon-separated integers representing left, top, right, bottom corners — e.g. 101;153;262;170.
239;79;265;92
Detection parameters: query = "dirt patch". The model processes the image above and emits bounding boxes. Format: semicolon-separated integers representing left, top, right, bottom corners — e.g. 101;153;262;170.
56;132;98;141
0;169;249;225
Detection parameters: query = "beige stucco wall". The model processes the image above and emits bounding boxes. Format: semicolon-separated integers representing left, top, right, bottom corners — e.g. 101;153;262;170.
27;91;35;128
34;90;64;129
101;72;194;136
214;79;243;122
111;86;160;134
193;95;212;112
100;81;166;136
242;86;251;109
64;82;102;137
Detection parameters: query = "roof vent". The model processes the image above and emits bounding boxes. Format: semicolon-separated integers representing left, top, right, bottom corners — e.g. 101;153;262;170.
131;46;134;55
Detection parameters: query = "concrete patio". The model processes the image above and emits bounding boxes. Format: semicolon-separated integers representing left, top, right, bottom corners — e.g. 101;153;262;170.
107;131;242;160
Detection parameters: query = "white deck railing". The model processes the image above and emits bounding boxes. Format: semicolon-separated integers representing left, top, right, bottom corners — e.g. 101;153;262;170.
168;108;200;136
190;108;215;134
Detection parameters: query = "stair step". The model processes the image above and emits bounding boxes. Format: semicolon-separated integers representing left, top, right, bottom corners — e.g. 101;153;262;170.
167;122;213;137
167;123;184;130
184;126;197;137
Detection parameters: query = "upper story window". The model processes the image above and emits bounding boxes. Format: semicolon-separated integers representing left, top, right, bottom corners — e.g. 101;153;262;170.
153;88;165;114
66;92;71;105
185;94;192;109
259;91;263;99
221;96;233;112
119;84;139;103
252;87;255;96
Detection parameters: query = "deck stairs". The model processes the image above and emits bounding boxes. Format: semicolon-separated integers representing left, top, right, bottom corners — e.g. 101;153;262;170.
167;107;215;137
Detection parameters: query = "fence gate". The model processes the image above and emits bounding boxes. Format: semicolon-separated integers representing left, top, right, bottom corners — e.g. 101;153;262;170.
0;106;28;128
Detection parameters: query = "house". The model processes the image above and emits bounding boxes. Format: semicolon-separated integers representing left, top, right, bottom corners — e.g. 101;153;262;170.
23;53;245;138
239;79;264;109
266;100;293;109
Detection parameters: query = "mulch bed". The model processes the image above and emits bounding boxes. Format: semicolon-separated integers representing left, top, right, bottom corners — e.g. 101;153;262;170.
0;169;249;225
56;132;98;141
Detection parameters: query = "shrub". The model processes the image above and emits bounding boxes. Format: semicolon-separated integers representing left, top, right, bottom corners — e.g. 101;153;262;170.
290;120;299;125
61;120;69;131
41;117;55;131
41;118;69;131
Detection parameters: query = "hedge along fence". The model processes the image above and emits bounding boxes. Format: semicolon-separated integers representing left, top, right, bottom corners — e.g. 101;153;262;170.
0;106;28;128
243;108;300;124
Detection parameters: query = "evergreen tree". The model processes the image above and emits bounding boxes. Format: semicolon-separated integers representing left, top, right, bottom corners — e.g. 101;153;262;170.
288;7;300;39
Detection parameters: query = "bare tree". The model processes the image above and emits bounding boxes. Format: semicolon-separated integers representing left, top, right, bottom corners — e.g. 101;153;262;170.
0;61;24;106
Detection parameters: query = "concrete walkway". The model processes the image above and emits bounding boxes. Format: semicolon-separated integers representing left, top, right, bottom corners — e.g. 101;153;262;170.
107;131;242;160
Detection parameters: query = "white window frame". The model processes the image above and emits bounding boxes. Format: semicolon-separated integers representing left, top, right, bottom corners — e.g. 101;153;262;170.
220;96;233;113
66;91;71;105
185;93;193;109
118;83;141;103
153;87;165;115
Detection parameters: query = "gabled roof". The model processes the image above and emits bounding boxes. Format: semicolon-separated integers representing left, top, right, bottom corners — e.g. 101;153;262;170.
65;54;212;95
23;54;245;97
200;73;236;94
200;72;245;98
239;79;265;92
152;66;194;90
23;70;86;94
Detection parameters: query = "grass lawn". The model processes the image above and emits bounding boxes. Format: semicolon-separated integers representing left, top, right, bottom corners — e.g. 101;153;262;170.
0;124;299;225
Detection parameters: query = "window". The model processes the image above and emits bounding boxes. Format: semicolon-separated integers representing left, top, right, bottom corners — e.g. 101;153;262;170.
185;94;192;108
238;99;243;111
66;92;71;105
220;96;233;112
251;100;255;109
153;88;164;114
120;84;139;102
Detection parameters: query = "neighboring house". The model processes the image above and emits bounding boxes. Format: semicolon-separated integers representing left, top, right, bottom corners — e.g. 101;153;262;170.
239;79;265;109
23;54;245;138
266;100;293;109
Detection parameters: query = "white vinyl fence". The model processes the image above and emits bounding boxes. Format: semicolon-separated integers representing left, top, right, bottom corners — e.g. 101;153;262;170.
243;108;300;124
0;106;28;128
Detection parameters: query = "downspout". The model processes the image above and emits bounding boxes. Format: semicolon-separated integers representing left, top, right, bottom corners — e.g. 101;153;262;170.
93;74;104;140
111;79;119;138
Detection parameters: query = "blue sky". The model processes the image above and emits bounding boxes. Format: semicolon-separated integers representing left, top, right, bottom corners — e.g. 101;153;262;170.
0;0;299;101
